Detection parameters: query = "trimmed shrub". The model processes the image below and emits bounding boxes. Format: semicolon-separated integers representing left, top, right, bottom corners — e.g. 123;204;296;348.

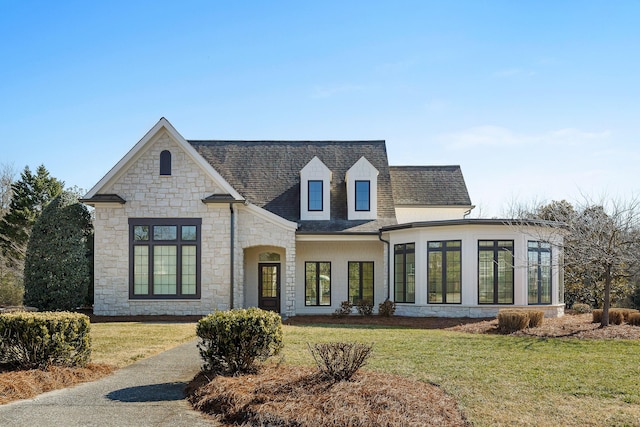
628;313;640;326
591;308;631;324
608;309;625;325
0;311;91;369
308;341;373;382
497;311;529;334
497;310;544;333
616;308;639;322
333;301;353;317
196;308;283;375
572;303;592;314
592;309;603;323
355;299;374;316
378;299;396;317
527;311;545;328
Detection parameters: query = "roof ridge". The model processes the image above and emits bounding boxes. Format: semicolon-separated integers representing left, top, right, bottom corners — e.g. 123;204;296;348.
188;139;386;144
389;165;462;169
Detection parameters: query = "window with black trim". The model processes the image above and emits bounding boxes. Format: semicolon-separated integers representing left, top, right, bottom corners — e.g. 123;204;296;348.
528;241;552;304
428;241;461;304
308;180;323;211
129;218;201;299
305;261;331;306
160;150;172;175
478;240;513;304
355;180;370;211
348;261;374;304
394;243;415;303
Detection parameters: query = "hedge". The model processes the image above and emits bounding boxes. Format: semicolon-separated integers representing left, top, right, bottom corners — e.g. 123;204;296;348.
196;308;283;375
628;313;640;326
0;311;91;369
592;309;633;325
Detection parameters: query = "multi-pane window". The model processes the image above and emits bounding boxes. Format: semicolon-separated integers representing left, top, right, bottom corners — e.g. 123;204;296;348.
528;241;552;304
308;180;323;211
394;243;415;303
355;180;370;211
129;218;201;299
428;241;461;304
478;240;514;304
348;261;374;304
305;262;331;306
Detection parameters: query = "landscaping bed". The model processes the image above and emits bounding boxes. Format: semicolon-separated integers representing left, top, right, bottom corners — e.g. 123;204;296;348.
188;364;469;426
286;312;640;339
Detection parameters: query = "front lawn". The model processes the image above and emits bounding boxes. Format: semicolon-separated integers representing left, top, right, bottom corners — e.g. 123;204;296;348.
281;324;640;426
90;322;197;367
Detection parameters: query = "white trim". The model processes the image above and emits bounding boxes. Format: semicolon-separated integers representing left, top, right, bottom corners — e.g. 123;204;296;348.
84;118;243;200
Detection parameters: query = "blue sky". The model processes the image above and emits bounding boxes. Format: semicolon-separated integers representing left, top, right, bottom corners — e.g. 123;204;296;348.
1;1;639;216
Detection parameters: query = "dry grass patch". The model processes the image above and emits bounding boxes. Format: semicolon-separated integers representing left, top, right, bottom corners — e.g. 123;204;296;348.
0;364;113;404
91;321;197;367
188;364;468;426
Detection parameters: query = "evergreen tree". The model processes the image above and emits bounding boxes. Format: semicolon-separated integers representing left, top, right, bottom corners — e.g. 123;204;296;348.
0;165;64;268
23;192;92;311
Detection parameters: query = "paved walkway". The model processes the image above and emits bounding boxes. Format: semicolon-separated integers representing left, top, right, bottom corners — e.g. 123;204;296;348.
0;340;218;426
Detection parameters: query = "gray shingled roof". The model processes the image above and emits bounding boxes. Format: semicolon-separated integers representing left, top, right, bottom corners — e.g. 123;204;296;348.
388;166;472;206
188;140;398;232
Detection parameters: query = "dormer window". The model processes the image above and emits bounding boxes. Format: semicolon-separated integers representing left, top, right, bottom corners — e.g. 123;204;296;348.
300;157;331;221
308;180;323;211
160;150;172;176
355;180;370;211
346;157;378;220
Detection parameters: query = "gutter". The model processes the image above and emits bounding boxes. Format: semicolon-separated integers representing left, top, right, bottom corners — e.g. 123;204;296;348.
230;202;235;310
378;230;391;300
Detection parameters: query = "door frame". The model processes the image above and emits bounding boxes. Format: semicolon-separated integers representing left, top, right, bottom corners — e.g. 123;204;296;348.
258;262;281;313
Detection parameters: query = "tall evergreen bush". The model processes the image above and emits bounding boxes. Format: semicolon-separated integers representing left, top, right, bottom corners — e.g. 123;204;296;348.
23;192;93;311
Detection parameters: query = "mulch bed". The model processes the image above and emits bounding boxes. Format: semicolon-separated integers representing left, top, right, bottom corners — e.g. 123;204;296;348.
187;364;470;427
0;364;114;404
283;314;492;329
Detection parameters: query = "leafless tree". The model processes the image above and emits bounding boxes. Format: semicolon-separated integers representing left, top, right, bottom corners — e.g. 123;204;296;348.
0;163;16;217
510;197;640;327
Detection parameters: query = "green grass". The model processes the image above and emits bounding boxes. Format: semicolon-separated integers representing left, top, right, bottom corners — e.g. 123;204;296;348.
90;322;197;367
282;324;640;426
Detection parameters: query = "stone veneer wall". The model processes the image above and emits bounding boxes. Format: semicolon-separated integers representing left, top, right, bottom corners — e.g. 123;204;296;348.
236;207;297;316
394;304;565;318
93;130;232;315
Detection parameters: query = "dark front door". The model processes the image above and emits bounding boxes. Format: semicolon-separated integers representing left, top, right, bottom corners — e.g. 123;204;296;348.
258;263;280;313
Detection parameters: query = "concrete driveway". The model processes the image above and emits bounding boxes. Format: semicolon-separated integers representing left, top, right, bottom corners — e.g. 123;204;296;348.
0;340;218;426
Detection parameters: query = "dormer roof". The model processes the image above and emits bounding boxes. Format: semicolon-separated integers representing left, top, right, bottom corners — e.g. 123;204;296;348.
189;140;398;232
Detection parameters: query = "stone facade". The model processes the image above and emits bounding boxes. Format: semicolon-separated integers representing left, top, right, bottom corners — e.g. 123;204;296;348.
236;206;297;316
93;130;232;315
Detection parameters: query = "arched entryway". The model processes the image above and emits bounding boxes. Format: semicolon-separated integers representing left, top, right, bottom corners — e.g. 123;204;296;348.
243;247;285;313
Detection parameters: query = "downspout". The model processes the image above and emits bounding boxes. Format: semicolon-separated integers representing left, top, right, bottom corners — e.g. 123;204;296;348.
230;203;235;310
378;230;391;300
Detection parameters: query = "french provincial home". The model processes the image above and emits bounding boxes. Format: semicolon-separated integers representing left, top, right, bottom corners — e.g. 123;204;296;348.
81;118;565;318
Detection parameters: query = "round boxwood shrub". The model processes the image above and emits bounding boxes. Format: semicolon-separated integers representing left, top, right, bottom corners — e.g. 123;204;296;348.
196;308;283;375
